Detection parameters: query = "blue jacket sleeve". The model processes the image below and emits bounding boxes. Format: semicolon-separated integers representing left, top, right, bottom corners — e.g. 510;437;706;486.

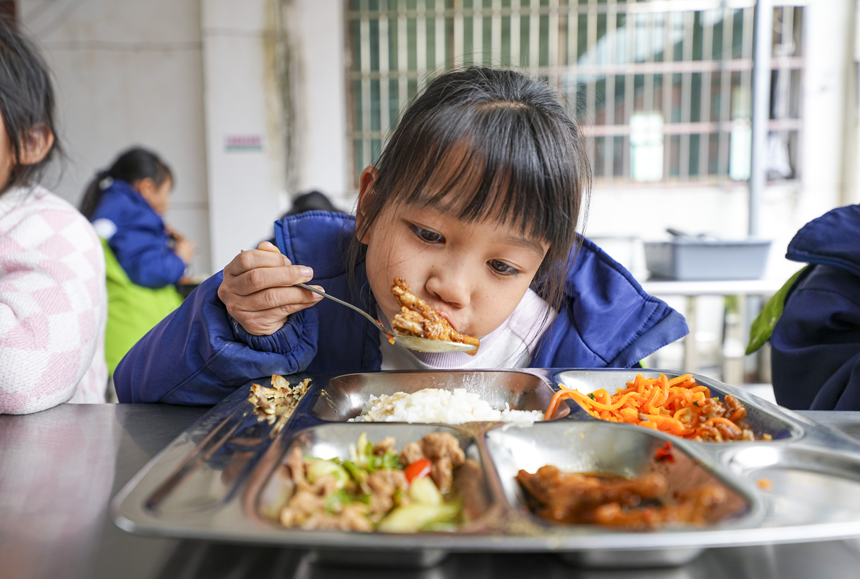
109;221;186;288
114;273;319;405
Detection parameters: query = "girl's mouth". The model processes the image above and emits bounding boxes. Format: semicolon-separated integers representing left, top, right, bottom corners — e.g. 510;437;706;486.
435;310;460;331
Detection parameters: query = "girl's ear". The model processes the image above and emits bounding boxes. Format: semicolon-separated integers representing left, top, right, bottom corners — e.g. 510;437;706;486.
356;166;378;244
134;177;156;198
18;124;54;166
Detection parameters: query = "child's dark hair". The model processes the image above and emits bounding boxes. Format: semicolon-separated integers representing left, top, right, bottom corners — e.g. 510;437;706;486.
79;147;173;220
0;16;61;193
352;66;591;309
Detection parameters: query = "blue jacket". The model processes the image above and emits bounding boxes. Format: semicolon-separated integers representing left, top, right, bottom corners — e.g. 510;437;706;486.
90;180;186;288
771;204;860;410
115;211;688;404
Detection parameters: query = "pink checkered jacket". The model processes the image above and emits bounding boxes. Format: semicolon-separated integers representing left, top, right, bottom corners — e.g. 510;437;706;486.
0;185;107;414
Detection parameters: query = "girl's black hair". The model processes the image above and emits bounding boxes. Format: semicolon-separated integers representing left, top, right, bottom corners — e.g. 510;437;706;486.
79;147;173;220
0;16;61;194
352;66;591;310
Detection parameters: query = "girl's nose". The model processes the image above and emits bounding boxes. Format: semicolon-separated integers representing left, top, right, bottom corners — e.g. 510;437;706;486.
425;265;471;308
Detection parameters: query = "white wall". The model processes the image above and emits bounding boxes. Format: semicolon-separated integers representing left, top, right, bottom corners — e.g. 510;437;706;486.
20;0;212;276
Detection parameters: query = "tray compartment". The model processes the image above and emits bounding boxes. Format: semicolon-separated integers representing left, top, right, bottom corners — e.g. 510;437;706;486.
554;370;798;441
255;423;494;532
486;420;754;528
310;370;555;422
729;445;860;526
144;384;281;519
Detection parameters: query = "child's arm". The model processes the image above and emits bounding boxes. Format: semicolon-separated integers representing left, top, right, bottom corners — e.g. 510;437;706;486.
113;269;321;404
0;202;105;414
109;221;186;288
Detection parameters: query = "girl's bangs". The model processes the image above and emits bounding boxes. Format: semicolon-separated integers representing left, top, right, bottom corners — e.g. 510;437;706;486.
383;111;576;248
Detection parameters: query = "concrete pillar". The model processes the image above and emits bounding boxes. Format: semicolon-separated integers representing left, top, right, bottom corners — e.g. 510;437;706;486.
283;0;349;207
201;0;290;270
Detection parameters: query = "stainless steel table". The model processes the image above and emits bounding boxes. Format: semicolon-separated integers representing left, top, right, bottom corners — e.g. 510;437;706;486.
2;404;860;579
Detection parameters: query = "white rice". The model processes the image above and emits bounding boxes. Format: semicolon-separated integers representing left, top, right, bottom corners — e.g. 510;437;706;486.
349;388;544;425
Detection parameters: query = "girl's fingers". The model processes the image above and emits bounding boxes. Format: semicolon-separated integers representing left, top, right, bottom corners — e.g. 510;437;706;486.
225;264;315;297
256;240;280;253
225;246;292;276
221;284;323;316
247;285;324;311
225;287;324;335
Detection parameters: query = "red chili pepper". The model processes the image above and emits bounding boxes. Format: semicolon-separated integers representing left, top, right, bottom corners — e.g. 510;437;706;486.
654;441;674;462
404;458;432;483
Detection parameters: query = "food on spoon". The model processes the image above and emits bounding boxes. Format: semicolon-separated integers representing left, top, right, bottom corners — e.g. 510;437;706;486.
350;388;544;425
277;432;475;533
516;465;727;530
545;373;772;442
391;277;480;355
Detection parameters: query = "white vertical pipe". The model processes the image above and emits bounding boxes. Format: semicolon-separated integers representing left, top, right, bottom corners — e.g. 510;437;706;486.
417;0;427;91
379;1;390;136
454;0;464;66
511;0;520;67
491;0;502;66
749;0;772;237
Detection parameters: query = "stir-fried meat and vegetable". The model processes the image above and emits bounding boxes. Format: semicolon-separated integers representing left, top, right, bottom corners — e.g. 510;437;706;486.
278;432;470;533
391;277;480;355
517;465;728;531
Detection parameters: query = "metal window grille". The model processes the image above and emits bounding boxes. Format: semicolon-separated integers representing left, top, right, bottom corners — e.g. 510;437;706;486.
346;0;804;188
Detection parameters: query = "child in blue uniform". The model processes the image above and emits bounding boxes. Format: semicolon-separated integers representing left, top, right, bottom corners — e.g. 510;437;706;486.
768;204;860;410
80;147;196;374
115;68;689;405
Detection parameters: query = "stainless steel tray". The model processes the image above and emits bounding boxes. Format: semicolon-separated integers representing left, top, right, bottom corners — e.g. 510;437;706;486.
112;369;860;568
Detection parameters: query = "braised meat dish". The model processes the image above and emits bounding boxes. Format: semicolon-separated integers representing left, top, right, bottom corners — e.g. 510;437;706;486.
517;465;728;530
391;277;480;355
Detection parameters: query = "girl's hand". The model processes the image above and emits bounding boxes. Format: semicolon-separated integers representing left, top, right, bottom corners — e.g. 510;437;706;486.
218;241;323;336
174;237;196;264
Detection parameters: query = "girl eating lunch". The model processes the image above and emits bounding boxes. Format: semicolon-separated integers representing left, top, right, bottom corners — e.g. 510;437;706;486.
115;67;688;404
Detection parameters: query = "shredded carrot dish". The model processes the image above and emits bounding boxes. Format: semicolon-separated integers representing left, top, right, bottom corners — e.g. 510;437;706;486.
544;373;772;442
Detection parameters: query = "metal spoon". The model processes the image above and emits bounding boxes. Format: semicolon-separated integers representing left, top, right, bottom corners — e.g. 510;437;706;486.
294;282;477;353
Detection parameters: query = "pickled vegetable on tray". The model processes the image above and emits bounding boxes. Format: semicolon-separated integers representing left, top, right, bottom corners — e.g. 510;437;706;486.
277;432;469;533
546;373;772;442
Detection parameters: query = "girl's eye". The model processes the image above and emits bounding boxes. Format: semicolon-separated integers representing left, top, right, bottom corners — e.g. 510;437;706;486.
412;225;443;244
488;260;518;276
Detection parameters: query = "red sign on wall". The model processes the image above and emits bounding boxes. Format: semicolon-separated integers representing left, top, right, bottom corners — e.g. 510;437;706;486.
225;135;263;152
